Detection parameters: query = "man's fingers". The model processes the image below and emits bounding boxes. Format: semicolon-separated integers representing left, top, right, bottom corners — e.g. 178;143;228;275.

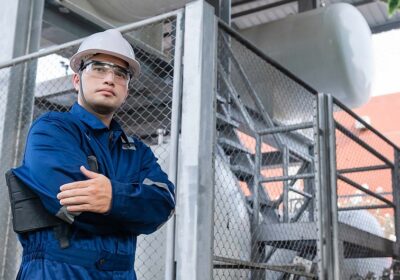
57;188;89;200
60;196;89;206
81;165;100;179
66;204;91;212
59;165;102;191
60;180;91;191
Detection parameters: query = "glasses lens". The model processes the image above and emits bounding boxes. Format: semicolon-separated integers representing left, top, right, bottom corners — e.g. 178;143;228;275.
113;67;129;81
84;61;130;85
91;62;108;75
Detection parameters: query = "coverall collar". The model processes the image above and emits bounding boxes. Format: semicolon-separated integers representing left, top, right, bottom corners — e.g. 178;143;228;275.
70;102;123;133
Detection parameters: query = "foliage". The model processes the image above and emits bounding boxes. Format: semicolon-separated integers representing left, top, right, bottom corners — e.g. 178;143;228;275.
388;0;400;16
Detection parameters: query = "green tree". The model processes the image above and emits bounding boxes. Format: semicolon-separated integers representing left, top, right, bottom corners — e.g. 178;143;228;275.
388;0;400;15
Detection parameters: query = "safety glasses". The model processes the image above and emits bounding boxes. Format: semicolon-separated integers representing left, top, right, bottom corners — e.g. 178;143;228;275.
81;60;132;86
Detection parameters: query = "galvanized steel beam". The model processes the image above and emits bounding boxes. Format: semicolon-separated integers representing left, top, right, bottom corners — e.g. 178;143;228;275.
175;1;217;280
0;1;44;279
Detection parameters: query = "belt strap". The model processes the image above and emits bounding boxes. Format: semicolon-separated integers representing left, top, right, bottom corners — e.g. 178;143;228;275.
23;246;134;271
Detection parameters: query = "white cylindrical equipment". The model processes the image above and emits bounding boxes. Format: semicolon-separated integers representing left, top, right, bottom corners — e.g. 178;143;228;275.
240;3;374;108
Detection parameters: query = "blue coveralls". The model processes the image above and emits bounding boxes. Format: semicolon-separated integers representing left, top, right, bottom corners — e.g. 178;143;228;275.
13;102;175;279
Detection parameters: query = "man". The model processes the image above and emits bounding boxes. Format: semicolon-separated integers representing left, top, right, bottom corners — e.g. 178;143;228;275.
12;29;175;279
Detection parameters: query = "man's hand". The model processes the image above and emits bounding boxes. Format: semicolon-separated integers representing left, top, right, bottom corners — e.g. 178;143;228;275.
57;166;112;214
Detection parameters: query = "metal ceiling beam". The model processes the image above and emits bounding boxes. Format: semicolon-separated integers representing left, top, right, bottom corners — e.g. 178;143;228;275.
371;19;400;33
352;0;378;6
231;0;374;19
232;0;258;7
231;0;400;33
232;0;296;18
42;0;103;45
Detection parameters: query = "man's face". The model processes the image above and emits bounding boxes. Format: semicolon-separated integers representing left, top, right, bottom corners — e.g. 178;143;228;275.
73;53;130;115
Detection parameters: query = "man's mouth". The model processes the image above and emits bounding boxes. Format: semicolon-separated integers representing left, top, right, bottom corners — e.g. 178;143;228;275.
96;88;116;96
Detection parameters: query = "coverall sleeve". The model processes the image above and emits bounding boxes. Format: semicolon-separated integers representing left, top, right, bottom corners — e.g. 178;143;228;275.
15;115;120;234
107;141;176;235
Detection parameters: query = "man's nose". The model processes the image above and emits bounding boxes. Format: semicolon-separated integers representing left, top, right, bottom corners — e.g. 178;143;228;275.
103;70;115;84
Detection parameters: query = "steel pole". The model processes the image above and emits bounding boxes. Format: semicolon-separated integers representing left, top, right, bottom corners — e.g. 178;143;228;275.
175;1;217;280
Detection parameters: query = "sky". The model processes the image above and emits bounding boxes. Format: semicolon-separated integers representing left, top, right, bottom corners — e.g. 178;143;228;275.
371;28;400;96
36;55;73;83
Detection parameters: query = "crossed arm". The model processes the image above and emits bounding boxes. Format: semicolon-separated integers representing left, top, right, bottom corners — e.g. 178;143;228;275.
14;115;175;235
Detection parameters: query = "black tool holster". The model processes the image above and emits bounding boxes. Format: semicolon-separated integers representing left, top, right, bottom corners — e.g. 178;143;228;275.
5;156;98;248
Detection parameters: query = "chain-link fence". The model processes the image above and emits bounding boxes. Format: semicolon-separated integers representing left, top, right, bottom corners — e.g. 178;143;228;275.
213;20;400;280
333;99;397;279
214;22;319;279
0;10;182;280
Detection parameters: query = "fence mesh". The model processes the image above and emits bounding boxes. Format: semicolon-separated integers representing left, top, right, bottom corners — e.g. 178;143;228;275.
0;14;179;280
214;25;318;279
333;102;396;279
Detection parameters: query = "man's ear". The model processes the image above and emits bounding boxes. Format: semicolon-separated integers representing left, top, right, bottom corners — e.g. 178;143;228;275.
72;73;80;92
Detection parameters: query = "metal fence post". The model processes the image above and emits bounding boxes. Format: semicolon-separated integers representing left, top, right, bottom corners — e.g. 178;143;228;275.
316;93;340;279
175;1;217;280
283;146;289;223
393;149;400;264
250;134;263;280
0;1;44;279
165;10;184;280
327;94;341;278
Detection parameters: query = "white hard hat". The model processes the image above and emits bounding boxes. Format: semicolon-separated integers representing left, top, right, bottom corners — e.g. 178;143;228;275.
70;29;140;77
